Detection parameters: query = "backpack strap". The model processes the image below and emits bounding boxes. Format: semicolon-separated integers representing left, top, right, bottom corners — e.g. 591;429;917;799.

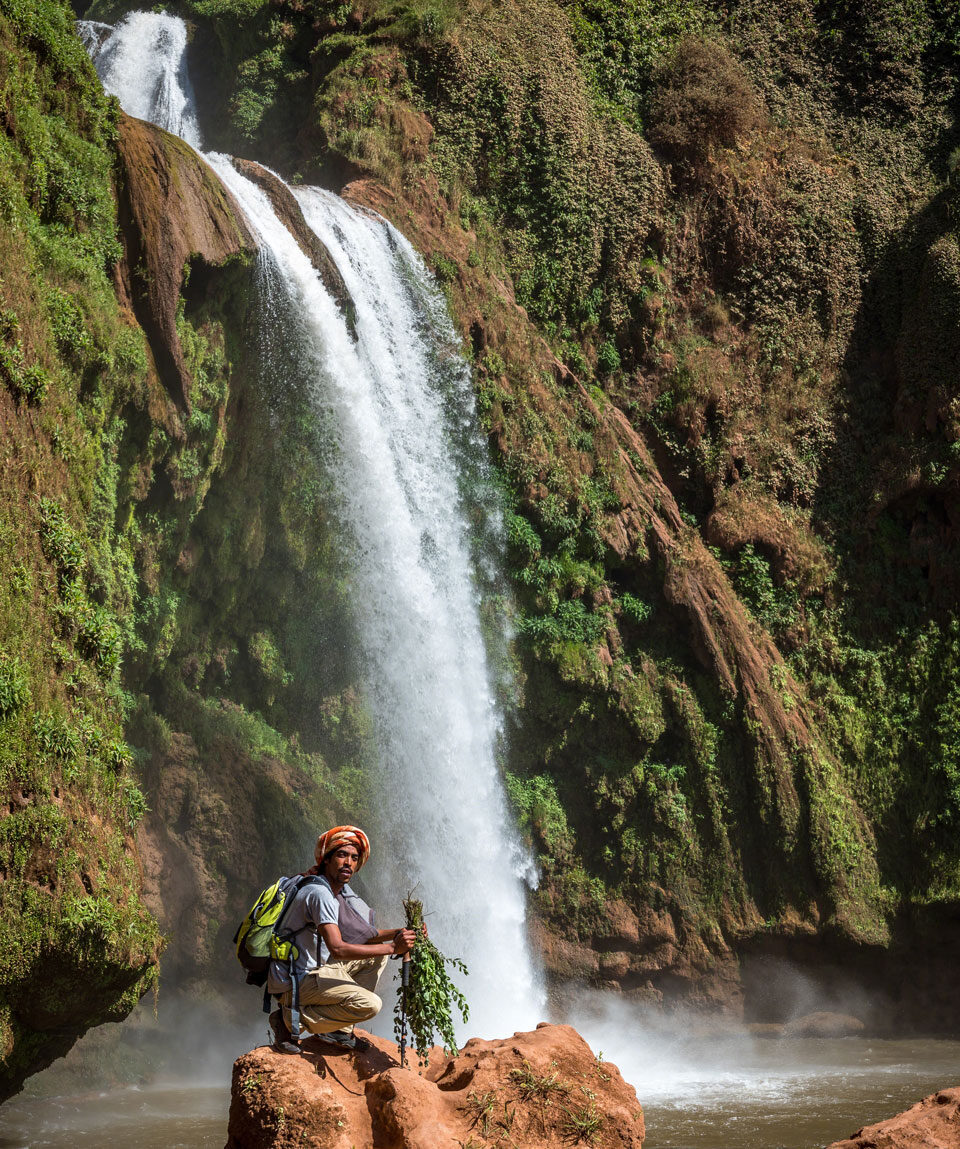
273;875;323;1045
288;952;303;1042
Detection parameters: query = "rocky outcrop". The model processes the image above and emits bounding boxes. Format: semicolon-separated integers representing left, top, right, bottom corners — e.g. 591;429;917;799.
231;158;356;333
782;1011;865;1038
115;114;255;410
825;1086;960;1149
227;1022;644;1148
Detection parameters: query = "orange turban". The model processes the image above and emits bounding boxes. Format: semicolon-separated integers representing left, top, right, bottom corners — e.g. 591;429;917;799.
315;825;370;870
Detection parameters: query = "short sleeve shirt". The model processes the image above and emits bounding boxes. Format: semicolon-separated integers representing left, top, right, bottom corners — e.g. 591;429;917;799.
266;877;337;994
266;875;375;993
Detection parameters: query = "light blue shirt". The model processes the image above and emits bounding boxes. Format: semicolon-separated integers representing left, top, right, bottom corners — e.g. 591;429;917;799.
266;875;374;993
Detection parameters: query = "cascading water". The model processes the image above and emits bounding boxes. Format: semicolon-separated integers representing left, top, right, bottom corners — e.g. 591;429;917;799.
82;11;542;1038
79;13;202;149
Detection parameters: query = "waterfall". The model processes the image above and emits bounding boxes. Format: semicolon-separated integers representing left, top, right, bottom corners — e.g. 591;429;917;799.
83;11;543;1038
80;13;202;149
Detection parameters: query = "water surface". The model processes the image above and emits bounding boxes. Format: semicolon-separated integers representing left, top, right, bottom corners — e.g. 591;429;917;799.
1;1034;957;1148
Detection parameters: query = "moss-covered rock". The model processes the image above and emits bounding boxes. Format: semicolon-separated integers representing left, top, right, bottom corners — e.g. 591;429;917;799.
1;0;951;1071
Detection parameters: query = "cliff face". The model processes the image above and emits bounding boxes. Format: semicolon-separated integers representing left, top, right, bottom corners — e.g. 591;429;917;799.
121;0;960;1015
0;0;349;1096
3;0;960;1098
0;1;166;1095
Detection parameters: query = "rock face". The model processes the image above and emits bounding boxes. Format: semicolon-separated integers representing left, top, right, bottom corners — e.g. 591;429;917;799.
825;1086;960;1149
115;113;255;409
227;1022;644;1148
135;726;338;986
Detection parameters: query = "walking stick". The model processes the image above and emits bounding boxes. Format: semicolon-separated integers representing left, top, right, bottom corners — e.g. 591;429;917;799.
399;951;411;1067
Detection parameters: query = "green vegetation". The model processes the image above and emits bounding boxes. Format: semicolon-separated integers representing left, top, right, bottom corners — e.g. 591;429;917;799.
0;0;162;1095
0;0;360;1096
62;0;960;1017
158;0;960;986
561;1100;604;1144
395;896;469;1065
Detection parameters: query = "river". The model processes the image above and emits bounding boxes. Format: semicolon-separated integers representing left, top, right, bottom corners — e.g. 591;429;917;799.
1;1017;958;1147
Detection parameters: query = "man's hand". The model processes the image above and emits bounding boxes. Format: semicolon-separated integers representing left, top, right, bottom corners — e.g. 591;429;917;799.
393;928;417;956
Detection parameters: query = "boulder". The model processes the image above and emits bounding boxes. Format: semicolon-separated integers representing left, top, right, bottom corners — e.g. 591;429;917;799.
227;1022;644;1148
826;1085;960;1149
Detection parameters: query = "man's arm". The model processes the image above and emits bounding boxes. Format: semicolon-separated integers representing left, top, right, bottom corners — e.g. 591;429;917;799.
320;922;417;962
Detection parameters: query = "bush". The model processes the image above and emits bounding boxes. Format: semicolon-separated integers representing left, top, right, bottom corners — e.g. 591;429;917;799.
33;710;82;762
647;36;764;175
38;498;86;584
0;656;30;719
76;606;123;676
0;311;49;406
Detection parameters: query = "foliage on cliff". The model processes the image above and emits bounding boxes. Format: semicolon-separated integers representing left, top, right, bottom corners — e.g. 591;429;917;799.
0;0;358;1096
0;0;162;1095
111;0;960;1004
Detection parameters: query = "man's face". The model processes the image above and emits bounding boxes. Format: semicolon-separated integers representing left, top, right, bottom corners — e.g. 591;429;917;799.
323;844;360;885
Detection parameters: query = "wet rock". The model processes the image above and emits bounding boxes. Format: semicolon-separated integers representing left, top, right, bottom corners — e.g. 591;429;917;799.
227;1022;644;1148
231;158;356;335
747;1022;785;1038
115;114;255;410
826;1085;960;1148
136;728;336;984
782;1011;865;1038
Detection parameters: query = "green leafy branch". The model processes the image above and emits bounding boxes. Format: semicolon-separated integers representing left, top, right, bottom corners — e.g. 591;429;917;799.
394;895;469;1067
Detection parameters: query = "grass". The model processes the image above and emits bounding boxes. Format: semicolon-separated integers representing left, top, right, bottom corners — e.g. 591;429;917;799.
463;1090;497;1139
561;1101;604;1144
508;1059;570;1103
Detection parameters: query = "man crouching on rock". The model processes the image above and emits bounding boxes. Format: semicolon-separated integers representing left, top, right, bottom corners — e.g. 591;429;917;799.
268;825;417;1053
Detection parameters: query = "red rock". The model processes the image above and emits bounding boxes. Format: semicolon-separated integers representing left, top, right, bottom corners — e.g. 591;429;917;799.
227;1023;644;1148
826;1085;960;1148
115;114;254;412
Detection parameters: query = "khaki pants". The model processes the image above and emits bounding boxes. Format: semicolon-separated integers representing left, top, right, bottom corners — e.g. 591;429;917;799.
280;955;389;1036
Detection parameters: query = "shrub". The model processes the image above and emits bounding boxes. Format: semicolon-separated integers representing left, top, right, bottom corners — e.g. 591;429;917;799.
76;606;123;676
0;656;30;719
33;711;82;762
38;498;86;584
0;311;49;405
619;592;653;623
647;36;764;175
431;252;459;283
122;778;149;826
596;340;621;374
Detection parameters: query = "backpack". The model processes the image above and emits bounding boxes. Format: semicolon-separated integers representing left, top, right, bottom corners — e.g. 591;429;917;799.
233;874;317;986
233;873;322;1042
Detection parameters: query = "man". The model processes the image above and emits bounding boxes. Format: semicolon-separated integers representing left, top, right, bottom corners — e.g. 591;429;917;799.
267;824;417;1053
